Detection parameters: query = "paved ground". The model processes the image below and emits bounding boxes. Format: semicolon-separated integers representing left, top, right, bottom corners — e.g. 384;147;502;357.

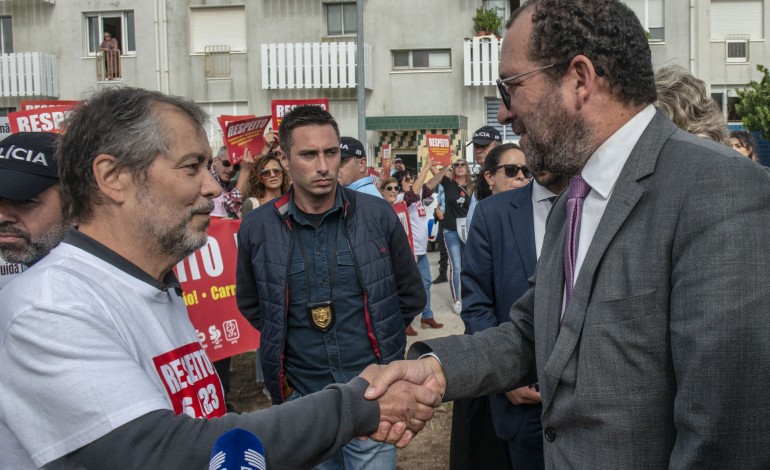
405;250;466;346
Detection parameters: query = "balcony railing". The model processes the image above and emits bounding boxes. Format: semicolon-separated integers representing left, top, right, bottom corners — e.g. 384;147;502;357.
95;50;121;81
261;42;372;90
463;35;502;86
0;52;58;98
205;45;231;78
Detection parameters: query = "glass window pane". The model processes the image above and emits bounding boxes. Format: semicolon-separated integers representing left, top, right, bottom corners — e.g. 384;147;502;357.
125;11;135;52
327;4;342;35
393;51;409;68
412;50;429;68
87;16;100;54
428;50;451;68
1;17;13;54
343;3;357;34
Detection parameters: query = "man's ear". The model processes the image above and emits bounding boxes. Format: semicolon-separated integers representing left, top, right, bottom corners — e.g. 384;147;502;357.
566;54;600;111
358;157;367;175
277;148;289;170
92;154;131;204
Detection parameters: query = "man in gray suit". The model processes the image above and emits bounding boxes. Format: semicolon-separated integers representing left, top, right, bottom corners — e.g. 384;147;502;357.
364;0;770;467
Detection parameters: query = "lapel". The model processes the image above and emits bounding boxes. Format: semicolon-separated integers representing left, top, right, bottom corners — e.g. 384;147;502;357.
507;183;537;277
539;110;678;414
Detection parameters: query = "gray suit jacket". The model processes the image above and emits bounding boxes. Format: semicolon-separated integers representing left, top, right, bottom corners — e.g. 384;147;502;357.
410;111;770;468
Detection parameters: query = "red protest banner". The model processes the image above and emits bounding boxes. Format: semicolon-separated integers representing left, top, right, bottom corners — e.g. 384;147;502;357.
174;218;260;363
19;99;80;111
425;134;452;167
393;201;414;252
217;114;256;135
8;105;75;134
224;115;271;165
271;99;329;130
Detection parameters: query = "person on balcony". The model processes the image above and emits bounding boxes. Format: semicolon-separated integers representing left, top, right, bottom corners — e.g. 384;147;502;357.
99;32;120;80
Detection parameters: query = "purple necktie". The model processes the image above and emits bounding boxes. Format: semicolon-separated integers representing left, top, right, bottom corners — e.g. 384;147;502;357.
563;175;591;315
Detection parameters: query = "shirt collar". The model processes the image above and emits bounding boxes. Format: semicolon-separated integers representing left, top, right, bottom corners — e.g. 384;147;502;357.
287;185;344;225
347;176;373;191
581;104;656;199
532;179;559;202
63;228;182;293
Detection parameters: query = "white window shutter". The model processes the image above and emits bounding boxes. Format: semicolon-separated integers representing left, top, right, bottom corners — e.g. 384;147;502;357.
190;7;246;53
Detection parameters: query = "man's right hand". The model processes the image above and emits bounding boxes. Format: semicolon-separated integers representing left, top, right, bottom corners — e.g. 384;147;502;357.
504;385;541;405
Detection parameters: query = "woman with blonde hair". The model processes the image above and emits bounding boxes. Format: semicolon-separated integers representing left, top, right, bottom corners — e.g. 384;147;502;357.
655;64;729;144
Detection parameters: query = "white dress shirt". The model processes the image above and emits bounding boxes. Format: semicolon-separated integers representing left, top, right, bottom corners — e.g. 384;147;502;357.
562;105;656;316
531;180;559;259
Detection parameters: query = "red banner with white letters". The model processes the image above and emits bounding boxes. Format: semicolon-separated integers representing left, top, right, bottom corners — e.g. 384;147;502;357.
8;105;75;134
271;99;329;130
173;218;260;362
223;115;271;165
425;134;452;167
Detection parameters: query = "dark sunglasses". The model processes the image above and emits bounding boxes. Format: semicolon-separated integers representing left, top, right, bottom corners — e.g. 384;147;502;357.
491;164;531;179
260;168;283;177
219;159;240;171
452;162;468;168
384;185;400;191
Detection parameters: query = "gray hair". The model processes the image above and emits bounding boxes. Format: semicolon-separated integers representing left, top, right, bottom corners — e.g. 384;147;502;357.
57;87;210;223
655;65;729;144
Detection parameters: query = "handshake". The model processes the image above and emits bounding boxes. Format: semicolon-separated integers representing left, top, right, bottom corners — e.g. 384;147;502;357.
357;357;447;448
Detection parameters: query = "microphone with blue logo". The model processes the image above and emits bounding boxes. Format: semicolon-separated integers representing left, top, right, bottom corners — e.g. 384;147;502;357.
208;428;266;470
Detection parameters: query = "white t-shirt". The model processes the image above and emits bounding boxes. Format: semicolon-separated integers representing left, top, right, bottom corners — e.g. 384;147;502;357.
0;255;26;290
0;236;224;468
408;200;430;256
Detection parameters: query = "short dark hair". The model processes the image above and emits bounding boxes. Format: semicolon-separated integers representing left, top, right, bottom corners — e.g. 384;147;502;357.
475;142;522;201
57;87;209;223
278;105;340;157
509;0;656;107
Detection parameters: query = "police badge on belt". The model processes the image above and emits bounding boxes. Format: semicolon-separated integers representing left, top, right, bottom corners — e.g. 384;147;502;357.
308;300;334;331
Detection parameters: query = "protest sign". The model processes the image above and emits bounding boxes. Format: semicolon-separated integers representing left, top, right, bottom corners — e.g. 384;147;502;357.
425;134;452;167
19;99;80;110
174;218;260;363
271;99;329;130
393;202;414;252
223;115;271;165
217;114;256;135
0;117;10;141
7;105;74;134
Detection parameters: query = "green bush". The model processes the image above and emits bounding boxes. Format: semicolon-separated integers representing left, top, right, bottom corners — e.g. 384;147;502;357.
736;64;770;141
473;7;502;35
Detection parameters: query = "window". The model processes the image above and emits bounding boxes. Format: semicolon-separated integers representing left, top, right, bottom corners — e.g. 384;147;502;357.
392;49;451;71
326;3;357;36
711;0;763;40
726;34;750;63
483;0;507;26
0;16;12;54
85;11;135;55
727;96;743;122
624;0;664;41
190;6;246;53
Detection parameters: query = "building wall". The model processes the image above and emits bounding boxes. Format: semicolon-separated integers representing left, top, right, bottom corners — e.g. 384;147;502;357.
4;1;770;141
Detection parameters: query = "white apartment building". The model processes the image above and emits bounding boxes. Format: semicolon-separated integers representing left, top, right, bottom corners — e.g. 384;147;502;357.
0;0;767;167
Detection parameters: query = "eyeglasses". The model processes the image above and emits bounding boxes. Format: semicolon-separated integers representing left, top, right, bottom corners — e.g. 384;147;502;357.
491;164;532;179
219;159;240;171
384;185;400;192
496;63;559;110
452;162;468;168
260;168;283;177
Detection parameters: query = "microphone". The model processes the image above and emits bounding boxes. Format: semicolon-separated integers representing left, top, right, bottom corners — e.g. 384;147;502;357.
209;428;266;470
